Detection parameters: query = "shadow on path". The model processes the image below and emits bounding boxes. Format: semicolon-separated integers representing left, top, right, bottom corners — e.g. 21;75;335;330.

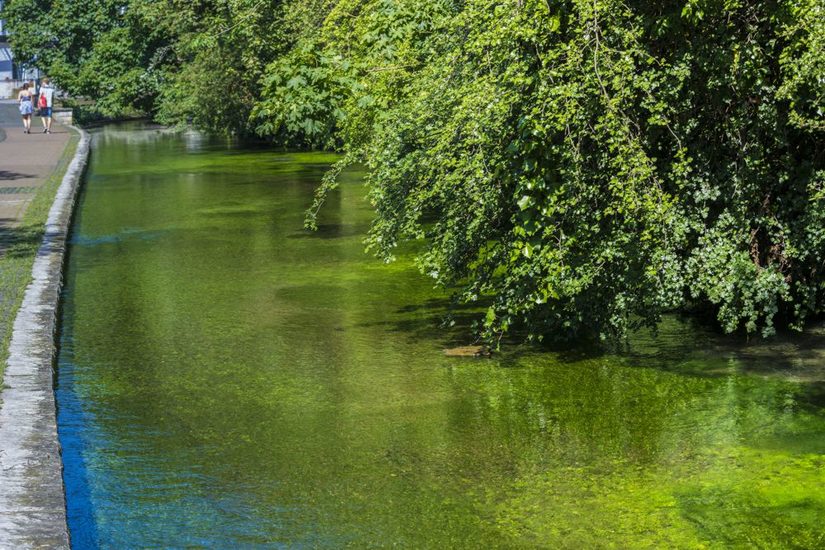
0;170;36;181
0;221;46;259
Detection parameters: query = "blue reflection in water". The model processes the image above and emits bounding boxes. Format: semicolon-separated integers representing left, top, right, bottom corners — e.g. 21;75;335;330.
56;344;101;549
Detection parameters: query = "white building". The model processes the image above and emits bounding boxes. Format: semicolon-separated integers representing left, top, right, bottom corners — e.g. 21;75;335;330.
0;2;13;81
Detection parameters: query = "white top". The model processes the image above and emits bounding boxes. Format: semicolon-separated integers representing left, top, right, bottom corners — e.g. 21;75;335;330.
39;85;55;108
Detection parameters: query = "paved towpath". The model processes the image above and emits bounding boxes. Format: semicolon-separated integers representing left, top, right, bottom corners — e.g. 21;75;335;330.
0;100;72;250
0;98;85;549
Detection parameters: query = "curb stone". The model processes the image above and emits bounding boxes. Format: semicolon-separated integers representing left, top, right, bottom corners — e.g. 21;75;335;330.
0;126;90;549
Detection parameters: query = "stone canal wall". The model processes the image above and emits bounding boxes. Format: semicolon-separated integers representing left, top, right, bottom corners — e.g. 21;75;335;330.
0;127;90;548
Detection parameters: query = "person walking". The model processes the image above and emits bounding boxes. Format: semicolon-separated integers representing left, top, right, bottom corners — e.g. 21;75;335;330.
17;82;34;134
38;77;55;134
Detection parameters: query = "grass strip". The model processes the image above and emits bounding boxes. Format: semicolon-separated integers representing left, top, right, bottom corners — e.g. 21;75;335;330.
0;131;81;380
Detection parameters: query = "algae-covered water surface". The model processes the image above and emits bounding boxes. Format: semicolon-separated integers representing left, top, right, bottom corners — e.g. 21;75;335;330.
57;125;825;548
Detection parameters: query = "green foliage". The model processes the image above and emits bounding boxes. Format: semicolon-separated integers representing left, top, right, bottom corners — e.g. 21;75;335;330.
254;39;356;147
3;0;282;132
778;0;825;131
5;0;823;341
290;0;825;341
3;0;163;116
150;0;285;134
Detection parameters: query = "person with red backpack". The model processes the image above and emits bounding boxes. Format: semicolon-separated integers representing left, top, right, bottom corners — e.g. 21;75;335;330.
37;77;55;134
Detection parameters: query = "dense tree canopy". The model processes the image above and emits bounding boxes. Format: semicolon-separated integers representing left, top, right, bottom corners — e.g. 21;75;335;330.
5;0;823;342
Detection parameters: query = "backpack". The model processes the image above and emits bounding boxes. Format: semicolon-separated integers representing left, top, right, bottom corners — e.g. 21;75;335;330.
39;92;48;109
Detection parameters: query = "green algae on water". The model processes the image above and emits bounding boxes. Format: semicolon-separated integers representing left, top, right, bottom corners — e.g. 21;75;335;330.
56;123;825;548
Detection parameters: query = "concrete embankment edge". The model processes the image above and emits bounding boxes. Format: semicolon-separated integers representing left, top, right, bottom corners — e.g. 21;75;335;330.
0;127;90;549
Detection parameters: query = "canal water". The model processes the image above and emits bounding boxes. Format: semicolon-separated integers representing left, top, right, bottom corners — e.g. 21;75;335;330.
57;124;825;548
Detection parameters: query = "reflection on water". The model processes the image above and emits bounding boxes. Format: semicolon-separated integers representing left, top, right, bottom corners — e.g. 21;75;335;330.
57;124;825;548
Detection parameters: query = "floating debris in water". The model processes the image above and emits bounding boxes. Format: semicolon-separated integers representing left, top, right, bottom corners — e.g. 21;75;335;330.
443;345;492;357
